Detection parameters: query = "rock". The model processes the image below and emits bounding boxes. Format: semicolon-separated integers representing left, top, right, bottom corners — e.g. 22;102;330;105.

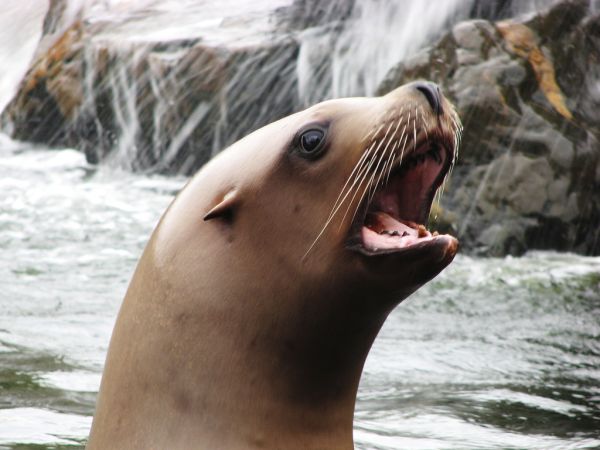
378;0;600;255
1;21;85;147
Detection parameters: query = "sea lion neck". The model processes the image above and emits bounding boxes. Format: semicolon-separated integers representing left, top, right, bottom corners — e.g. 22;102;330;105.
88;234;390;450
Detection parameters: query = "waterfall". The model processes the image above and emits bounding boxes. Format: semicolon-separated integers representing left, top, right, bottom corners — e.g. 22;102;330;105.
297;0;474;104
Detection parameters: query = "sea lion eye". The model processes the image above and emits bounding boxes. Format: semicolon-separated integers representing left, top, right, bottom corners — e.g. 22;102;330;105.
297;126;327;159
301;130;323;151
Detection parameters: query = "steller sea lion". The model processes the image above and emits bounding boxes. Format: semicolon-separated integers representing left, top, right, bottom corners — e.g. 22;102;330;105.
87;81;462;450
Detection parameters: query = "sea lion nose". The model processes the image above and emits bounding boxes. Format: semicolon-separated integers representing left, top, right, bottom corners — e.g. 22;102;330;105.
414;81;443;116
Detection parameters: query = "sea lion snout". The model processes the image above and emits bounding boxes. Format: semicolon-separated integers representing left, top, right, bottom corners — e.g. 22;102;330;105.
413;81;443;115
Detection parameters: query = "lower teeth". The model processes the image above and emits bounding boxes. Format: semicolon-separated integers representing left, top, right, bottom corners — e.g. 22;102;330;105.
379;230;410;237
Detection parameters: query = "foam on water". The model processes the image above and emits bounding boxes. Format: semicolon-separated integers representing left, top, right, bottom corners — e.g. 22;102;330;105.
0;408;91;446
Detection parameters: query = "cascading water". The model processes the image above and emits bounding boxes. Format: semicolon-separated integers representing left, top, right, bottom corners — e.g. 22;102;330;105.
298;0;473;104
297;0;567;103
1;1;599;448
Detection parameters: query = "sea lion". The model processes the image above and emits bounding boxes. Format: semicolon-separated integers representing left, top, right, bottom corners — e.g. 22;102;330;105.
87;81;462;450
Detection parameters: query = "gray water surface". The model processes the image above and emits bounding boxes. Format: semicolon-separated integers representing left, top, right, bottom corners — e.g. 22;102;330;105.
1;139;599;449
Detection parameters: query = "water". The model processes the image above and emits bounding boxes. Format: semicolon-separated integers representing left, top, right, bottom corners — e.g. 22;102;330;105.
0;136;184;447
1;137;599;448
1;0;599;448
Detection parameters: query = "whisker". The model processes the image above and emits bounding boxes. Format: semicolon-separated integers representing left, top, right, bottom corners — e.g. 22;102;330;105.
360;118;397;201
303;162;373;260
361;122;380;144
349;175;376;227
326;161;371;233
384;138;401;187
418;107;429;142
370;116;402;200
412;110;417;153
366;148;388;203
382;113;409;188
326;140;376;222
337;153;379;225
349;151;388;227
398;125;408;166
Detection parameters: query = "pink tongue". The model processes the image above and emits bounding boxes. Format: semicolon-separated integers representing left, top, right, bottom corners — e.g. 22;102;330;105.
361;212;433;251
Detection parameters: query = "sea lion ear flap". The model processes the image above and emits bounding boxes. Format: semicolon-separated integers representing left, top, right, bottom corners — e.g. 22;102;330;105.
203;189;239;222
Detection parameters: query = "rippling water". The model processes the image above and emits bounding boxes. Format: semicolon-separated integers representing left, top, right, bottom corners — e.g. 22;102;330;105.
1;137;599;449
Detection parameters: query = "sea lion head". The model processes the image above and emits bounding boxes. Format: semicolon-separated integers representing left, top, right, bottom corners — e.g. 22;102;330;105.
88;80;462;450
178;80;461;305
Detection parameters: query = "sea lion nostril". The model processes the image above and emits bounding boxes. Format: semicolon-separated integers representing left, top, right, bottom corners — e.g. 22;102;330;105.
415;82;442;116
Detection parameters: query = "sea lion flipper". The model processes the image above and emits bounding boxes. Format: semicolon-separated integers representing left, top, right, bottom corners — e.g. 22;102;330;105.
203;188;239;222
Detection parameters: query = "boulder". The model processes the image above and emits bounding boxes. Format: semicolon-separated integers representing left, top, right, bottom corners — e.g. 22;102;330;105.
378;0;600;255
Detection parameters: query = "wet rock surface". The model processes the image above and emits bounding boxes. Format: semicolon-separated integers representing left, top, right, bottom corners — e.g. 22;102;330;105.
2;0;599;256
379;0;600;256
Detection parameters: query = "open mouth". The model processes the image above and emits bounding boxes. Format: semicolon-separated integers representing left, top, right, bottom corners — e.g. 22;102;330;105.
348;139;453;256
